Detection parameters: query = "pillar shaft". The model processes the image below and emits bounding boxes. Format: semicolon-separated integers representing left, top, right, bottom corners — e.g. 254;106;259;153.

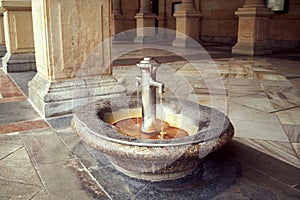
179;0;197;11
232;0;274;55
112;0;122;15
0;0;35;72
0;11;6;59
139;0;152;14
29;0;125;118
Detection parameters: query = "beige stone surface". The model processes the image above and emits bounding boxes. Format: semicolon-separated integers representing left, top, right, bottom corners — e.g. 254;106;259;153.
174;10;202;40
4;10;34;53
232;6;274;55
0;13;5;45
172;1;202;47
0;0;34;54
32;0;112;80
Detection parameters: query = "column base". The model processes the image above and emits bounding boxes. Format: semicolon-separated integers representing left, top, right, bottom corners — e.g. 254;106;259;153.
28;73;126;118
172;10;202;48
232;42;272;56
134;13;157;44
134;35;157;44
0;45;6;61
172;37;200;48
2;52;36;73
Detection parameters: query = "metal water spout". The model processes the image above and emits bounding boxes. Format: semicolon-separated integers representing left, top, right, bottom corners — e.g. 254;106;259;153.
136;57;164;134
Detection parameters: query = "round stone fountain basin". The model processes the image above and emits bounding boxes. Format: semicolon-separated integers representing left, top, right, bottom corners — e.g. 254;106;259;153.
72;96;234;181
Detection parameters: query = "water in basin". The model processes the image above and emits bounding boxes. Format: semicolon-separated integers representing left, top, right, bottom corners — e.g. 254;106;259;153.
113;117;189;139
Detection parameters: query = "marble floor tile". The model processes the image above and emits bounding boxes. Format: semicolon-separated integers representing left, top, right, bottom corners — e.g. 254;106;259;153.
46;115;72;129
0;95;27;103
282;124;300;143
2;91;24;98
229;102;281;123
0;142;23;160
0;100;42;125
228;79;263;97
263;85;300;111
234;137;300;168
290;78;300;89
37;157;105;200
30;189;49;200
191;94;228;114
251;63;275;72
229;103;289;142
9;71;36;97
115;47;175;59
260;79;293;87
276;107;300;125
0;180;41;200
0;147;43;187
0;132;23;145
292;143;300;158
229;63;254;75
228;77;261;86
195;77;228;91
56;128;101;169
255;71;287;81
231;118;289;142
229;92;274;113
0;120;49;134
21;129;73;166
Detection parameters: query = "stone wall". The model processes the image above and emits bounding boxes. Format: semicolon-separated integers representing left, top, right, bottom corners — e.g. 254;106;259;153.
268;0;300;49
122;0;139;31
120;0;300;49
200;0;244;44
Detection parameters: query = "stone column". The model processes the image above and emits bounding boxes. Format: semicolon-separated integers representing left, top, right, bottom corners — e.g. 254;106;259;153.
28;0;126;118
0;0;35;72
232;0;274;55
172;0;202;48
0;10;6;61
134;0;157;43
111;0;125;40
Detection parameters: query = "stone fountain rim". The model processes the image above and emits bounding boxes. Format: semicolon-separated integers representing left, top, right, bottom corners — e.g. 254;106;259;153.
73;97;232;147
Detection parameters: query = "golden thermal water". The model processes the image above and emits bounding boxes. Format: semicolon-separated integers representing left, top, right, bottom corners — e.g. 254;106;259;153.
113;117;188;139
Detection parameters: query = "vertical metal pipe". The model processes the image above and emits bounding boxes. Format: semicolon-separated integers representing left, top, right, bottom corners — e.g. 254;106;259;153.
136;57;164;134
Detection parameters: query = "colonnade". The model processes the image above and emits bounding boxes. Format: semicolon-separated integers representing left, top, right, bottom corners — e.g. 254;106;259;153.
112;0;273;53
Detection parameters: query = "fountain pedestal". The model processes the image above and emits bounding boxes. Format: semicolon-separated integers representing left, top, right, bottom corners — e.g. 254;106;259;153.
72;97;234;181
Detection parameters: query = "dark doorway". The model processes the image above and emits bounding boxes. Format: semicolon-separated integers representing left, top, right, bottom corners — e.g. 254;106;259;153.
152;0;159;28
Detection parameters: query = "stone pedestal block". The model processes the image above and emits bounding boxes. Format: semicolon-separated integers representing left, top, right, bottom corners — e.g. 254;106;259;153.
29;0;126;118
2;52;35;72
172;10;202;48
0;0;35;72
29;74;125;118
0;44;6;59
134;13;157;43
232;7;274;56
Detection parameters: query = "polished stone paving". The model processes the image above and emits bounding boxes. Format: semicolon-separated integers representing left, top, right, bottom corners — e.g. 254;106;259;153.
0;43;299;199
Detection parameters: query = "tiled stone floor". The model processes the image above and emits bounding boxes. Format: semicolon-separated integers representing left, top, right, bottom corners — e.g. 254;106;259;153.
0;43;299;199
